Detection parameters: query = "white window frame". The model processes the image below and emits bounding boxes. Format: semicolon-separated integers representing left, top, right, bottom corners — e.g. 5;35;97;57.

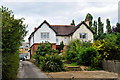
80;33;87;39
41;32;49;39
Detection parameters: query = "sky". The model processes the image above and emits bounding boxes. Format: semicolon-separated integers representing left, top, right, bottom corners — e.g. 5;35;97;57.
1;0;120;42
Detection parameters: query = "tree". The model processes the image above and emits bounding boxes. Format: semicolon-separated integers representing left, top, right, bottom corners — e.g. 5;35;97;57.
1;6;27;80
112;23;120;32
85;13;93;27
106;18;111;33
70;19;75;26
98;17;104;35
60;41;64;51
93;20;97;35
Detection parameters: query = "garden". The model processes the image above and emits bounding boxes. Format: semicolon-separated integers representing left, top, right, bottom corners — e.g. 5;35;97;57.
31;32;120;72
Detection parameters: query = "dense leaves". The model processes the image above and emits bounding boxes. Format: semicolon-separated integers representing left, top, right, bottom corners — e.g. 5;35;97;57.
66;39;91;62
35;42;63;72
77;47;99;66
1;6;27;80
40;54;63;72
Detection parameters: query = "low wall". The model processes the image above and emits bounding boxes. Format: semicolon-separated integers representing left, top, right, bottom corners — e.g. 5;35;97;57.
102;60;120;74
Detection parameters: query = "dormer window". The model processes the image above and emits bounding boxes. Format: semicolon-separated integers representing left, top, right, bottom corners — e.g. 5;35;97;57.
80;33;87;39
41;32;49;39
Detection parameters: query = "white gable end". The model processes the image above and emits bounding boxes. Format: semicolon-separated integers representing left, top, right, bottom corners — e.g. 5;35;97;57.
72;24;93;42
33;23;56;45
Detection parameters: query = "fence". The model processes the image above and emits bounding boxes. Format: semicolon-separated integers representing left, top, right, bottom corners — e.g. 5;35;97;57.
102;60;120;74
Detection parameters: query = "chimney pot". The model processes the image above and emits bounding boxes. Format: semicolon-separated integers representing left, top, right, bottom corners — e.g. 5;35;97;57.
34;27;37;31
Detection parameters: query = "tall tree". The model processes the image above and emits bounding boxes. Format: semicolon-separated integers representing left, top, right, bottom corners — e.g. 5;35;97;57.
85;13;93;27
93;20;97;35
112;23;120;33
98;17;104;35
1;6;27;79
70;19;75;26
106;18;111;33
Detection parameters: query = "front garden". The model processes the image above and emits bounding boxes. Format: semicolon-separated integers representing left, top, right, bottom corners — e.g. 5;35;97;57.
31;33;120;72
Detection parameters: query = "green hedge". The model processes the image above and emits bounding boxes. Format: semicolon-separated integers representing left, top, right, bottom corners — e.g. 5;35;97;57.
2;53;19;80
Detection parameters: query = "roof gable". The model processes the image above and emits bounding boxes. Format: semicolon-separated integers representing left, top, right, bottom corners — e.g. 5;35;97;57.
71;21;95;34
28;20;95;40
28;20;57;40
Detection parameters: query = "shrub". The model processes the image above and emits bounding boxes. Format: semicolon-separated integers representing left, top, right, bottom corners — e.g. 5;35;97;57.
36;42;58;64
92;39;120;60
39;54;63;72
77;47;99;66
66;39;91;62
2;53;19;80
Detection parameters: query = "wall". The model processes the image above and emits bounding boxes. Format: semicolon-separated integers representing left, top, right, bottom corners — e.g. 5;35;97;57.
56;36;70;45
102;60;120;74
72;24;93;43
30;23;56;47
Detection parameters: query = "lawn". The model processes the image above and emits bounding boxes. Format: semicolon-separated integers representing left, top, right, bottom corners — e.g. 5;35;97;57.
64;62;79;66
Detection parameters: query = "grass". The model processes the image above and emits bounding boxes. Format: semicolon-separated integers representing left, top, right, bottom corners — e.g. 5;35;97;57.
64;62;79;66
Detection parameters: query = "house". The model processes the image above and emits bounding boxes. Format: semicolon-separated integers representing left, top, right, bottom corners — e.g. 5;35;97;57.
19;42;30;59
28;20;94;55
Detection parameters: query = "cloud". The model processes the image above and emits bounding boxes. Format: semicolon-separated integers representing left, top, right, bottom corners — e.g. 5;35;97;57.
2;1;119;41
3;0;119;2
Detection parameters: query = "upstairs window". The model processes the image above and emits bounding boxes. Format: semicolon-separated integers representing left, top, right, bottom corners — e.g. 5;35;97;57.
41;32;49;39
80;33;87;39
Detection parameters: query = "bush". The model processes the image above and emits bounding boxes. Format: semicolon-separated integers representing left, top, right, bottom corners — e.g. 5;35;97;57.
39;54;63;72
36;42;58;64
2;53;19;80
77;47;99;66
92;39;120;60
66;39;91;62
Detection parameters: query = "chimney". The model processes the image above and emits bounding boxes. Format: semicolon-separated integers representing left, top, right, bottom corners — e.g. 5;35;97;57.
85;18;89;26
34;27;37;31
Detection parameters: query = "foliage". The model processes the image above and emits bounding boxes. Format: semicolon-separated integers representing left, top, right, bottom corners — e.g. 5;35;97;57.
106;18;111;33
1;6;27;80
36;42;55;56
92;38;120;60
35;42;63;72
77;47;99;66
98;17;104;35
2;53;19;80
70;19;75;26
112;23;120;33
93;20;97;34
39;54;63;72
60;41;64;51
85;13;93;27
64;62;78;66
66;39;91;62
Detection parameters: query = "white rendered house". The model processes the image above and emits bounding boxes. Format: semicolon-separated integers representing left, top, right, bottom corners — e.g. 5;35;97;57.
28;20;94;55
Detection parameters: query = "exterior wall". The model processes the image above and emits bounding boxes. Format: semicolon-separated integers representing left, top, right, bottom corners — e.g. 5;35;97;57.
30;35;34;47
34;23;56;45
30;43;56;55
72;24;93;43
30;43;39;56
56;36;70;45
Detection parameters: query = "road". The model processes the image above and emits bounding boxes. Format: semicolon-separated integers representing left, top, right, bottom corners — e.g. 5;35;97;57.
17;61;48;79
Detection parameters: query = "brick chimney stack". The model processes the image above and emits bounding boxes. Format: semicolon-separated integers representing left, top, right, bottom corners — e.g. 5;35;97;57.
85;18;89;26
34;27;37;31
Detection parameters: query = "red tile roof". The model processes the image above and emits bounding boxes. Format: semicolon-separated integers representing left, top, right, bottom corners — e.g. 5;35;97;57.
51;25;75;36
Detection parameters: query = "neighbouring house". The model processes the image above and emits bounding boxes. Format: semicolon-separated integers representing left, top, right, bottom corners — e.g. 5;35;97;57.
19;42;30;59
28;20;94;55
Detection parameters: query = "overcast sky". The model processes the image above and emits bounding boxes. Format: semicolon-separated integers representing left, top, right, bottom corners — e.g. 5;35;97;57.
1;0;119;42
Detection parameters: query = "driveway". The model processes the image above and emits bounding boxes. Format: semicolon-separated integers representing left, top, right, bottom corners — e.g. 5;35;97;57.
17;61;48;79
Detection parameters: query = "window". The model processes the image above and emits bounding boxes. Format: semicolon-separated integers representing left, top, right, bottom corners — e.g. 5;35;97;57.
80;33;87;39
56;38;58;42
64;37;67;43
41;32;49;39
